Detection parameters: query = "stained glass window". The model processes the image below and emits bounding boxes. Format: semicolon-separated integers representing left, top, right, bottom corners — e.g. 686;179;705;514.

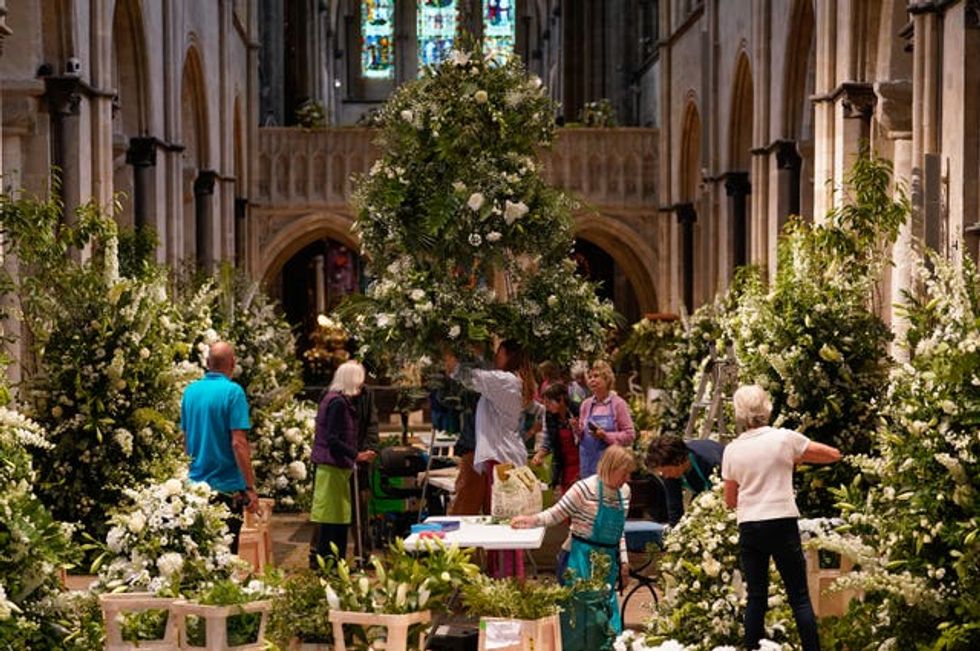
483;0;515;64
418;0;458;72
362;0;395;79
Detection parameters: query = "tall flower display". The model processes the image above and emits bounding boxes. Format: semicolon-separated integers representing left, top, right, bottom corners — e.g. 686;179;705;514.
817;254;980;650
0;408;75;649
342;46;614;369
0;193;189;545
727;155;905;515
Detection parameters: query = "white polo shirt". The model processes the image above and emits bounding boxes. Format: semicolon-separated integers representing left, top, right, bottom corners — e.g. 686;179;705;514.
721;426;811;524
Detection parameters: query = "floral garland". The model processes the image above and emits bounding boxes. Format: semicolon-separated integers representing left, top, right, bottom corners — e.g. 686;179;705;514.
342;46;614;371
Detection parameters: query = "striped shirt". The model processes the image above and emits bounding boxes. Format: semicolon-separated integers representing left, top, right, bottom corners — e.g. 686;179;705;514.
533;474;630;563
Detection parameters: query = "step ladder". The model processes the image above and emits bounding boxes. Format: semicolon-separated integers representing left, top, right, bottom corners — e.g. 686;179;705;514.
684;345;738;440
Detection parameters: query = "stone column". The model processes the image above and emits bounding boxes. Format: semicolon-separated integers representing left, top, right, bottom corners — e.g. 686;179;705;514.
675;202;697;313
724;172;751;270
811;0;838;221
773;140;802;221
0;0;10;174
126;137;158;230
43;76;85;219
910;3;943;248
833;82;876;201
194;170;218;269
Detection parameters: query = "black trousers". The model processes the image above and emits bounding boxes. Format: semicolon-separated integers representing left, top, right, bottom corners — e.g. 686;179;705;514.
309;522;349;570
214;492;246;555
738;517;820;651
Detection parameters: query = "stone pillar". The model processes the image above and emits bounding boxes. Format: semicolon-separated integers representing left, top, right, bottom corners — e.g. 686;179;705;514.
676;203;696;313
194;170;218;269
833;82;876;201
910;4;943;247
43;76;84;219
962;1;980;263
773;140;802;221
0;0;9;174
811;0;838;221
126;137;158;230
725;172;751;270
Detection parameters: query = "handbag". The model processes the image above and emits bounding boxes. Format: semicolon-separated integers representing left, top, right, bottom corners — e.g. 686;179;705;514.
490;464;543;518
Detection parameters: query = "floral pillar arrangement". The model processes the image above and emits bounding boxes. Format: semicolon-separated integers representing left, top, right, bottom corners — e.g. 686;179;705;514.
339;44;614;370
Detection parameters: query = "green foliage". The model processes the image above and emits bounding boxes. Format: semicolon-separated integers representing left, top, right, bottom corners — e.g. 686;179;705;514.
184;578;272;648
615;317;680;379
267;570;334;646
729;155;905;515
343;44;614;371
461;576;570;620
117;225;160;280
816;253;980;650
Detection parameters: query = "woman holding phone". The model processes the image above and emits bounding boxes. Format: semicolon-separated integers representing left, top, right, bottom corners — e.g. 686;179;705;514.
576;361;635;477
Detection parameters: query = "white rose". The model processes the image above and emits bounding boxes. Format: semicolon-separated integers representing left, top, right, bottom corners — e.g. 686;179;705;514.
156;552;184;578
284;427;304;445
467;192;485;211
546;295;558;308
486;231;502;242
409;289;426;301
400;109;414;122
163;478;183;497
139;348;151;359
468;233;482;247
127;511;146;534
449;50;471;66
529;75;542;89
448;325;461;339
474;90;488;104
376;313;392;328
452;181;466;193
503;200;529;225
287;461;307;481
106;526;126;553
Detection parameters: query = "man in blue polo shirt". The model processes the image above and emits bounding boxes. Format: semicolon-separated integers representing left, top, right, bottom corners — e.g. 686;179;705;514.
181;341;258;553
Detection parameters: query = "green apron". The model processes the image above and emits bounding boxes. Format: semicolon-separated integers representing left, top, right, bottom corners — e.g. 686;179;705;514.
566;480;626;633
681;450;711;493
310;464;352;524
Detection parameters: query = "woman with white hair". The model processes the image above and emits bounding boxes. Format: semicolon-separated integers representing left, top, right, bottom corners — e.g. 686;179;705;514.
309;360;371;568
722;384;841;651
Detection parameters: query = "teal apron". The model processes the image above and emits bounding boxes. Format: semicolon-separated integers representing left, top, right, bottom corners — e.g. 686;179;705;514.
681;451;710;494
566;480;626;633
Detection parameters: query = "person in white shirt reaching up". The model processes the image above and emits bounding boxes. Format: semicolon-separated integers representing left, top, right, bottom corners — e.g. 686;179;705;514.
722;384;841;651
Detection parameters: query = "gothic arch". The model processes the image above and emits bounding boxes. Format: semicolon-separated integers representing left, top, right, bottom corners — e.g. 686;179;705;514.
729;52;753;171
111;0;149;136
572;214;660;313
679;101;701;200
258;212;359;288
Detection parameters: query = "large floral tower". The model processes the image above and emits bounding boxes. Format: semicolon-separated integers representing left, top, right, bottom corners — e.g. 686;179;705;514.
345;47;614;369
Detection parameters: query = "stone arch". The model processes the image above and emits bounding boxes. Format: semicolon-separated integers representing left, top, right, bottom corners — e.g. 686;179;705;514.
41;0;74;70
572;213;660;314
180;44;209;260
728;52;753;171
258;212;359;288
679;101;701;200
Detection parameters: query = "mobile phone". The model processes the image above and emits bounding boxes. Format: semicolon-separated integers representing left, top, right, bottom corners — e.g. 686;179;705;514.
587;420;599;433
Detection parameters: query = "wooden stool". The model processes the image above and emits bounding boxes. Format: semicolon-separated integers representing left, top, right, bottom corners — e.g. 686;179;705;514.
477;615;562;651
328;609;431;651
100;593;179;651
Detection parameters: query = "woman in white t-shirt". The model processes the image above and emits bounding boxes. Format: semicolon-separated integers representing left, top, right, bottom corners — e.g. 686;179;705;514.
721;385;841;651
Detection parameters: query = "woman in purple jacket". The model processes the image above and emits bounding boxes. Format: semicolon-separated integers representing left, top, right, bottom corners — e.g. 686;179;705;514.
309;360;370;568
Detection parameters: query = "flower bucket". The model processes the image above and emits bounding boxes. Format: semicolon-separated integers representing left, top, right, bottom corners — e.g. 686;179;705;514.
328;609;432;651
100;592;180;651
173;599;272;650
478;615;562;651
804;548;863;618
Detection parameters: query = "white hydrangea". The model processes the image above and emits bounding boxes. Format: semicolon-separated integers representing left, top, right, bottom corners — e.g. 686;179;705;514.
286;461;307;481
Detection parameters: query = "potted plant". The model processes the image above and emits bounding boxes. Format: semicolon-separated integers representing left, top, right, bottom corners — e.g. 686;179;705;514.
461;575;568;651
266;570;333;650
173;578;275;651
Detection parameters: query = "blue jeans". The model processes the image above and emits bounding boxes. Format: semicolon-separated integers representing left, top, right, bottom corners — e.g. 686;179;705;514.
738;518;819;651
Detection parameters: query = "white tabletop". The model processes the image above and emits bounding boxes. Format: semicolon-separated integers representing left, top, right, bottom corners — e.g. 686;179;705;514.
401;516;545;552
417;467;458;493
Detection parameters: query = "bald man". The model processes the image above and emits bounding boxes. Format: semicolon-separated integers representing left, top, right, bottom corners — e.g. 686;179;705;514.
181;341;259;553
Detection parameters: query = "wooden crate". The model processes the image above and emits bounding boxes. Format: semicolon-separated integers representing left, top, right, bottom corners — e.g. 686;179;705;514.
328;609;431;651
238;498;275;570
172;599;272;651
478;615;562;651
804;548;862;618
100;592;179;651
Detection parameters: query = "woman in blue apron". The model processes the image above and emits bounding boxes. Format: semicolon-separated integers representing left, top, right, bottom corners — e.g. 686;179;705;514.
577;361;636;478
511;445;636;633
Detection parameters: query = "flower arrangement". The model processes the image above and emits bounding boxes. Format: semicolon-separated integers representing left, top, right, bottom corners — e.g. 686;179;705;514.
578;99;618;128
341;44;614;372
615;316;680;384
729;155;905;516
302;314;350;385
814;253;980;650
643;484;799;650
267;570;335;646
295;98;329;129
615;631;785;651
94;472;246;596
181;577;277;648
461;576;570;621
0;407;76;649
252;399;317;511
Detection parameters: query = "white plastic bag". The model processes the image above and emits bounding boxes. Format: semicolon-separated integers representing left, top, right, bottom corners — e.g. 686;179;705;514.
491;465;543;518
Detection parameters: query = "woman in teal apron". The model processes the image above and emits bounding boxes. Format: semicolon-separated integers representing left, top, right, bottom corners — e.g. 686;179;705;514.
511;445;636;634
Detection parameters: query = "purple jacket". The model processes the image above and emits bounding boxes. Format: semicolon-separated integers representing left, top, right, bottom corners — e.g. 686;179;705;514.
312;391;359;468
